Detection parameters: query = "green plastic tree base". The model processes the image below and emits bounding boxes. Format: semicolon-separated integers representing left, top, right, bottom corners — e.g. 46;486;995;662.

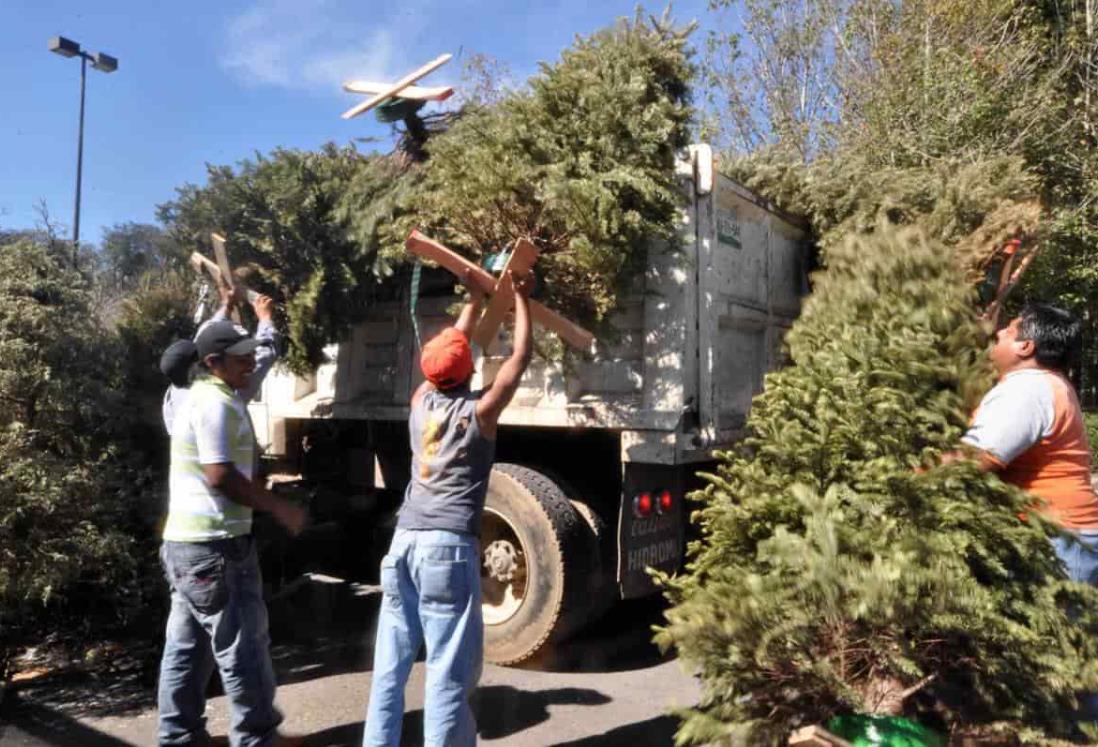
827;715;945;747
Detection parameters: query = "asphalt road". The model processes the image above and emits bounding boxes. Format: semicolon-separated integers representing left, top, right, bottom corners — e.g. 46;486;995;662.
0;576;699;746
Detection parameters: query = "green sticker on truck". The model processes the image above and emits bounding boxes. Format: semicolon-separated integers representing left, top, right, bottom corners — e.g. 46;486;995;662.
717;212;742;249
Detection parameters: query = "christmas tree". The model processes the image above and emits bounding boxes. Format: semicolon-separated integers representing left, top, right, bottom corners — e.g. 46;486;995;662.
656;225;1098;744
160;11;695;370
390;8;695;325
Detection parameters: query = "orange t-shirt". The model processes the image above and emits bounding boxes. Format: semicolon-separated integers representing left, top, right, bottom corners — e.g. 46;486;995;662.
963;368;1098;529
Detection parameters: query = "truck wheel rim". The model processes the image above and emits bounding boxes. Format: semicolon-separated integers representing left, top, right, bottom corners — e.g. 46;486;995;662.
481;508;527;625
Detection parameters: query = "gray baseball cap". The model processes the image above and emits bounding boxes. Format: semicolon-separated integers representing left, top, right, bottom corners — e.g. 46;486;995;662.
195;321;260;358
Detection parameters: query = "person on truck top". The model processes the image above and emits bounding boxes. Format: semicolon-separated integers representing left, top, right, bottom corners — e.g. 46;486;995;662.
363;268;535;747
159;278;282;434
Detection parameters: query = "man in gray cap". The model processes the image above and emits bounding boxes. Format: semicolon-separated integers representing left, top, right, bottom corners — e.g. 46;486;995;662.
160;281;282;434
157;320;306;747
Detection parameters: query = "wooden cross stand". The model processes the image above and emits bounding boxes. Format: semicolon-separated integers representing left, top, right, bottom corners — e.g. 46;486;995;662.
189;232;256;324
788;726;852;747
405;230;595;351
341;53;453;120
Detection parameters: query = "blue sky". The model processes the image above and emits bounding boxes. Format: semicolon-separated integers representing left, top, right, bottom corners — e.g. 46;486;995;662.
0;0;715;245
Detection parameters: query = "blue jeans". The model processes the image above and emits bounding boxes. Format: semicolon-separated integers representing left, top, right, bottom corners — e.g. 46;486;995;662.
157;536;282;747
1051;530;1098;585
1051;529;1098;722
363;528;483;747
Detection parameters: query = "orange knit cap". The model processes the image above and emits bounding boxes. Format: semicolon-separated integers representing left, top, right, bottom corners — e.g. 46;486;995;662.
420;327;473;389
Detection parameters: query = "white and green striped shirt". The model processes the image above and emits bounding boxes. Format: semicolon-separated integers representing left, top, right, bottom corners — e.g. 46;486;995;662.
164;376;255;541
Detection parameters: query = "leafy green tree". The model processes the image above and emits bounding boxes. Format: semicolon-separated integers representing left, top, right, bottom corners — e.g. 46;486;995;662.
97;222;181;286
706;0;1098;390
658;225;1098;744
157;144;382;372
0;238;153;675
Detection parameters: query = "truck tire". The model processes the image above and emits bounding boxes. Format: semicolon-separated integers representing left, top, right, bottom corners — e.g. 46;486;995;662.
567;497;615;630
480;463;597;665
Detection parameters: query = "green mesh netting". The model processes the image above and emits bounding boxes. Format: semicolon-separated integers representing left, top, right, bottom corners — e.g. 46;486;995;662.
375;97;426;123
827;716;945;747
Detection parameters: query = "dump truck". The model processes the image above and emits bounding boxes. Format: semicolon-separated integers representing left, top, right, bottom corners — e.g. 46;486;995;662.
248;144;810;664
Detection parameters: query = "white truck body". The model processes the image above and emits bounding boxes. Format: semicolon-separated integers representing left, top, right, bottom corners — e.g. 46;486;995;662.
252;144;806;466
248;144;808;660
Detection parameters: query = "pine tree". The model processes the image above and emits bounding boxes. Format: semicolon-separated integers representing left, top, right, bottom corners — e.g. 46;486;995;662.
657;225;1098;744
159;10;696;370
0;238;149;675
393;8;696;326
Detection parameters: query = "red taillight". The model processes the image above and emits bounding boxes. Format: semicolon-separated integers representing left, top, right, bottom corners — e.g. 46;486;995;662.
658;489;673;514
634;492;653;517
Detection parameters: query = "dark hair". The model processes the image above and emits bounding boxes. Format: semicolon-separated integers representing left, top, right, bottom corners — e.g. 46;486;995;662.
1016;303;1082;373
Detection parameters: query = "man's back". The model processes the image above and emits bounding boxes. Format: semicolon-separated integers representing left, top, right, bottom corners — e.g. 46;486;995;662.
398;385;496;536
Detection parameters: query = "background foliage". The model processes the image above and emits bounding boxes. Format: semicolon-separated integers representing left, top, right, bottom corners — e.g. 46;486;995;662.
0;236;163;676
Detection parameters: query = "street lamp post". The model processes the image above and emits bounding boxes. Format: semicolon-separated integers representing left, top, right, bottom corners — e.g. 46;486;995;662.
49;36;118;266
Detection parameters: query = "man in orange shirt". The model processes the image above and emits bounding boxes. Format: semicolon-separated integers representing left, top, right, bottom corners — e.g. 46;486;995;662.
958;303;1098;582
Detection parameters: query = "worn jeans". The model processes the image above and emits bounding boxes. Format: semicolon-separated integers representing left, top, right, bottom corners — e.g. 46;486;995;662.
363;528;483;747
157;536;282;747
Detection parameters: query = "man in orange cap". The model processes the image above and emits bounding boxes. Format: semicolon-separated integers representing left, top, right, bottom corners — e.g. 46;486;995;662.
363;268;533;747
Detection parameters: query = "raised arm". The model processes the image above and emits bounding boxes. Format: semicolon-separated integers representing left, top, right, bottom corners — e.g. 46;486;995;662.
209;275;241;323
239;294;283;403
475;272;533;439
453;268;486;338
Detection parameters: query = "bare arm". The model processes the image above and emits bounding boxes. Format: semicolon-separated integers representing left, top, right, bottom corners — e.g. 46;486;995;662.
476;272;533;439
453;268;486;337
203;463;307;535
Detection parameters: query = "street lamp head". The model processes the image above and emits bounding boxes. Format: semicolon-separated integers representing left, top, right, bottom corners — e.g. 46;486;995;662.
49;36;81;58
92;52;118;73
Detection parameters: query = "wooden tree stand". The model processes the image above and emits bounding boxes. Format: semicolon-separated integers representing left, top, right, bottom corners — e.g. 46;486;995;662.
404;230;595;351
789;725;853;747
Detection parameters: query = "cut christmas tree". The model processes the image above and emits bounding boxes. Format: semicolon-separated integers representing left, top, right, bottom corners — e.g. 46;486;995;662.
159;10;696;371
656;224;1098;745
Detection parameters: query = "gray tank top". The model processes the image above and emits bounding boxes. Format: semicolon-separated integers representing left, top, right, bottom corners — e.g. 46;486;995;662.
397;385;496;536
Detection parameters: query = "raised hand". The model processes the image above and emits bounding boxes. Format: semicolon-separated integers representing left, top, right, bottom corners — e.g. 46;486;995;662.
251;293;275;322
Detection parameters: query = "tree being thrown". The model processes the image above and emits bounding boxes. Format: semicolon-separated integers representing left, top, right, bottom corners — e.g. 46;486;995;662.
158;9;696;372
656;225;1098;744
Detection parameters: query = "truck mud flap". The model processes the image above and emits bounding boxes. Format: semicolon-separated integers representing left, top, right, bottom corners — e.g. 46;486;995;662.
616;463;685;599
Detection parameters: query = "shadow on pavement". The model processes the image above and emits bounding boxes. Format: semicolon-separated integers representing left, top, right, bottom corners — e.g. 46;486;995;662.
265;576;392;688
296;711;421;746
521;596;674;674
0;698;134;746
296;685;613;746
0;644;159;722
291;720;363;746
0;575;677;741
551;714;680;746
474;685;612;739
